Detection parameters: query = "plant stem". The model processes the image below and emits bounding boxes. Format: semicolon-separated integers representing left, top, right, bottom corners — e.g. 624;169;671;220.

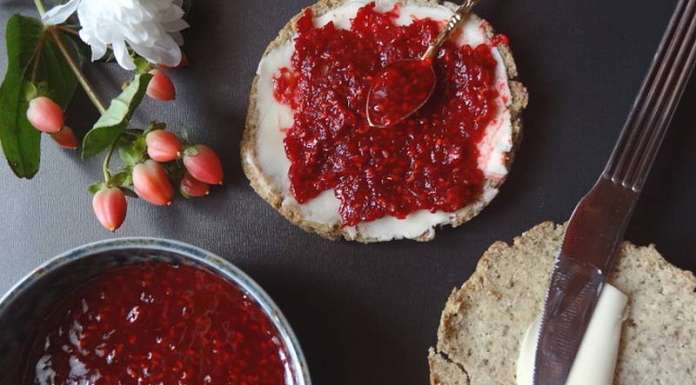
49;30;107;114
57;26;79;36
34;0;108;115
33;0;46;15
102;139;117;182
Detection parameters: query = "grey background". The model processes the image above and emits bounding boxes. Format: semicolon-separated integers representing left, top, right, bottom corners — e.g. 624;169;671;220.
1;0;694;384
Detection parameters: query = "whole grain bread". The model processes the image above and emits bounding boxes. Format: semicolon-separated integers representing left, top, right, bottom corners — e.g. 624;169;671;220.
429;222;696;385
241;0;528;242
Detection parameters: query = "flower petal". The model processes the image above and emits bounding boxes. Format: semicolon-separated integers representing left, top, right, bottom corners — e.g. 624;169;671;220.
170;31;184;46
71;0;187;68
78;29;107;61
42;0;82;25
162;18;189;33
130;35;181;67
112;40;136;71
90;42;108;62
159;5;184;23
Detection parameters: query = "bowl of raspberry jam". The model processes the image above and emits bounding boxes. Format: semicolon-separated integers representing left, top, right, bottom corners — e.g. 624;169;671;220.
0;238;310;385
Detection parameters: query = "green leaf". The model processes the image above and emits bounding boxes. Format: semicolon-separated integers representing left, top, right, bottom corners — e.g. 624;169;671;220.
118;134;146;167
88;181;105;195
0;15;44;178
109;168;132;187
0;15;81;178
133;56;152;74
23;82;38;100
81;72;153;159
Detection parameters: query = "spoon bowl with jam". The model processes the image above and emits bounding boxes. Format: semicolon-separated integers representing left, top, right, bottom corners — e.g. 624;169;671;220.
366;0;479;128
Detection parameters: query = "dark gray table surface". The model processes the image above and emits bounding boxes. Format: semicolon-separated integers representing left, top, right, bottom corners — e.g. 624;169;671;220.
1;1;694;384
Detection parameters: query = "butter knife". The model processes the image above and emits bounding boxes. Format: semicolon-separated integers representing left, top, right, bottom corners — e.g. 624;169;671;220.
533;0;696;384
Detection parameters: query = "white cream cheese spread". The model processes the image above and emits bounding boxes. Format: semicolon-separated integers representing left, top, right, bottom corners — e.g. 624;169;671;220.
250;0;514;240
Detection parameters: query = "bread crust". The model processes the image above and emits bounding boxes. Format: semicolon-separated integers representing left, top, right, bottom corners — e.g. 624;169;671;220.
429;222;696;385
242;0;528;242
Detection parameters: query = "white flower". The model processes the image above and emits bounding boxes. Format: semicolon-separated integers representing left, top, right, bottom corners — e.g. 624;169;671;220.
42;0;189;71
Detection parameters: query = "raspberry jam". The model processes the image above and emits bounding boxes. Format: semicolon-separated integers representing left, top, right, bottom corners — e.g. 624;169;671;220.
367;59;436;128
274;3;502;226
23;263;290;385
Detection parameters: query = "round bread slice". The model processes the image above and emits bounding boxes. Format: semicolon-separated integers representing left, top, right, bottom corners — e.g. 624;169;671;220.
242;0;528;242
429;222;696;385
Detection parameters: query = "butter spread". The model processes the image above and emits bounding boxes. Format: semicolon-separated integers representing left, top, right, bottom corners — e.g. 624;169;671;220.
516;284;628;385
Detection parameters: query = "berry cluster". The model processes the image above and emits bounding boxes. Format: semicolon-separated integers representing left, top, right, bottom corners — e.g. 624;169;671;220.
94;134;223;232
24;67;223;231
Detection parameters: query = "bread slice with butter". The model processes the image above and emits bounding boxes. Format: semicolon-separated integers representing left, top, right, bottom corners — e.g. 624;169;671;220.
429;222;696;385
241;0;528;242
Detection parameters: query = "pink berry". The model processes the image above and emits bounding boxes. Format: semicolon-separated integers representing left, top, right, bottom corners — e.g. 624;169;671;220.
26;96;64;133
180;172;210;198
132;160;174;206
50;126;79;150
183;145;224;185
92;187;127;232
147;69;176;101
146;129;182;162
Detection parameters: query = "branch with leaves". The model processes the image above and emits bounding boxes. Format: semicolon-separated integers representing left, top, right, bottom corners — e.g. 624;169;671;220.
0;0;223;231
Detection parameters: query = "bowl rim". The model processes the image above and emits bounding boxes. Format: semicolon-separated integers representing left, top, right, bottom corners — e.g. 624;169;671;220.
0;237;311;385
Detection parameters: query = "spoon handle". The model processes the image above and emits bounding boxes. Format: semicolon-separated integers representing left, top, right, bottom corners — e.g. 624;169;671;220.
421;0;480;60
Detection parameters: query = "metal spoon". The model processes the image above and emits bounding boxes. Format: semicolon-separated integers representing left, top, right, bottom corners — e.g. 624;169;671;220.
366;0;480;128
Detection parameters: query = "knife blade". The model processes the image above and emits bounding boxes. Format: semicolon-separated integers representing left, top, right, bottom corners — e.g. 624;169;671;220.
532;0;696;382
533;178;637;385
